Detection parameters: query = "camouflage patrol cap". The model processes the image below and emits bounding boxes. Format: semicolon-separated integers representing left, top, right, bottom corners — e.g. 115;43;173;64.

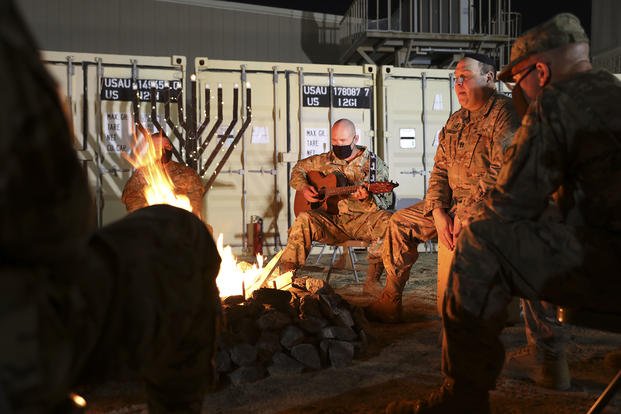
498;13;589;82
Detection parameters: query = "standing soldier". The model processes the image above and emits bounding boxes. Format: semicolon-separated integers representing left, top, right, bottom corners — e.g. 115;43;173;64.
388;13;621;413
279;118;392;288
367;52;571;391
366;53;520;322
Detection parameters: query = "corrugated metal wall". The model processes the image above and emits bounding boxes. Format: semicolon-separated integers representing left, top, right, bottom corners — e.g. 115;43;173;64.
17;0;341;71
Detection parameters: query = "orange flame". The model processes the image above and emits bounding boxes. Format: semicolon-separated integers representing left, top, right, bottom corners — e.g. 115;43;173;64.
215;233;264;297
124;131;193;213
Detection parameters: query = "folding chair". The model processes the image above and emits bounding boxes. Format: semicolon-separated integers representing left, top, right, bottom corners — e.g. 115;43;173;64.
325;240;369;284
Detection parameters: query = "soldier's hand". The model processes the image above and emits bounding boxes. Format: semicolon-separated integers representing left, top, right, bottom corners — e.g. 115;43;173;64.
433;208;454;250
453;216;463;247
302;185;321;202
351;186;369;201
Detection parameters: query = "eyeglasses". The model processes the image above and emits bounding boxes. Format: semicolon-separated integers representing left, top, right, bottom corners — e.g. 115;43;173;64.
503;64;536;91
454;74;477;86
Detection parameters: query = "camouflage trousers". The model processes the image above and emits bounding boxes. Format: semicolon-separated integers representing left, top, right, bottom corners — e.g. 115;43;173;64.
0;205;221;413
441;216;621;391
280;209;392;269
381;201;437;293
382;201;566;349
521;299;567;356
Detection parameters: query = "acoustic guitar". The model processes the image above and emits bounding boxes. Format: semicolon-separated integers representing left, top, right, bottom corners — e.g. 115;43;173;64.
293;170;398;216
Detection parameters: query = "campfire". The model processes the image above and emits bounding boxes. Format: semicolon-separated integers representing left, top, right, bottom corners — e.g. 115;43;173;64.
215;233;264;297
125;130;286;298
123;130;368;385
214;234;287;299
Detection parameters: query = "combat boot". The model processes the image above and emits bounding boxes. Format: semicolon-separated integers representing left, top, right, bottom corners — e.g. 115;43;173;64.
386;379;491;414
504;346;571;390
362;261;384;297
365;290;402;323
364;266;409;323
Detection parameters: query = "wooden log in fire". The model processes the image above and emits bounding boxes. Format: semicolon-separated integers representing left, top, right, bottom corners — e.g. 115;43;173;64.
243;249;284;299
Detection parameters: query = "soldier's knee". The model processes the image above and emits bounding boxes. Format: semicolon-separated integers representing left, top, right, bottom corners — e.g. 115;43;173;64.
391;209;408;223
292;211;318;231
379;210;393;220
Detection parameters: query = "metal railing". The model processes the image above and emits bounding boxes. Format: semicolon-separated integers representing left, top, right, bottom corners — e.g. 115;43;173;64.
339;0;520;43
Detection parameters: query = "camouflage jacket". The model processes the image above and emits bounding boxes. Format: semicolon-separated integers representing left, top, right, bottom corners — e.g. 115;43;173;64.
122;161;206;219
290;146;391;215
487;70;621;233
424;93;520;221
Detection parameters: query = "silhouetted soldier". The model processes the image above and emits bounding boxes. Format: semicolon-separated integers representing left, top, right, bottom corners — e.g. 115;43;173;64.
0;1;221;412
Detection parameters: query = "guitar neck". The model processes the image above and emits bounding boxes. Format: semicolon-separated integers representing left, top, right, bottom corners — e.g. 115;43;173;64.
323;185;360;197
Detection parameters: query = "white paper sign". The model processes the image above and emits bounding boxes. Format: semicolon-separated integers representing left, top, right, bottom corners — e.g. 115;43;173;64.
400;128;416;149
433;94;444;111
102;112;174;153
102;112;133;153
251;126;269;144
303;128;329;157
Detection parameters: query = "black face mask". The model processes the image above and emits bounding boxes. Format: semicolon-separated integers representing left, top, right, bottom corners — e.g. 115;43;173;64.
511;83;531;119
332;143;354;160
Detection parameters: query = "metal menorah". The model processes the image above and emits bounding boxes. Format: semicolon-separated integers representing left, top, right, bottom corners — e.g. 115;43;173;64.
131;76;252;192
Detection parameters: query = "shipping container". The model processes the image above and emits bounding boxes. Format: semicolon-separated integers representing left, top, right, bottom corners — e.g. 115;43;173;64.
42;51;186;227
377;66;457;209
193;59;377;253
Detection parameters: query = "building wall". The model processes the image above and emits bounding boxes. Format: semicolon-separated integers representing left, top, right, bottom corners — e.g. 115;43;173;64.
591;0;621;55
17;0;342;70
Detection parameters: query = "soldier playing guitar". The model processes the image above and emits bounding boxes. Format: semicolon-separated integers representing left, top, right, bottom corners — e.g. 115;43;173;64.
293;170;398;216
279;118;396;295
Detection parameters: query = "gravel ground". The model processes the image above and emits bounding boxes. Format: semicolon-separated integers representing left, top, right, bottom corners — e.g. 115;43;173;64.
83;251;621;414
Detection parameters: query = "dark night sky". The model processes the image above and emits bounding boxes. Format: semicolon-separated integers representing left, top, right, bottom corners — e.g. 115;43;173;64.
222;0;592;37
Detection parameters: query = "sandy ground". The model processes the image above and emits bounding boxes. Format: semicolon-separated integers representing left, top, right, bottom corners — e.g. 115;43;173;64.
84;251;621;414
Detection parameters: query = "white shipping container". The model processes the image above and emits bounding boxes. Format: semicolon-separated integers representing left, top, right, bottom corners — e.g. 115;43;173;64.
43;51;187;227
377;66;458;209
194;59;377;253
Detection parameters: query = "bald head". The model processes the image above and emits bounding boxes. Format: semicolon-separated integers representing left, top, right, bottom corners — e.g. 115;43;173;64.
332;118;356;136
331;118;357;147
331;118;360;160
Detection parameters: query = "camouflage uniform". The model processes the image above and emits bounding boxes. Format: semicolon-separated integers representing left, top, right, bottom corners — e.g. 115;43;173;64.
0;3;221;412
280;147;392;269
379;93;519;300
122;161;206;219
442;69;621;392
